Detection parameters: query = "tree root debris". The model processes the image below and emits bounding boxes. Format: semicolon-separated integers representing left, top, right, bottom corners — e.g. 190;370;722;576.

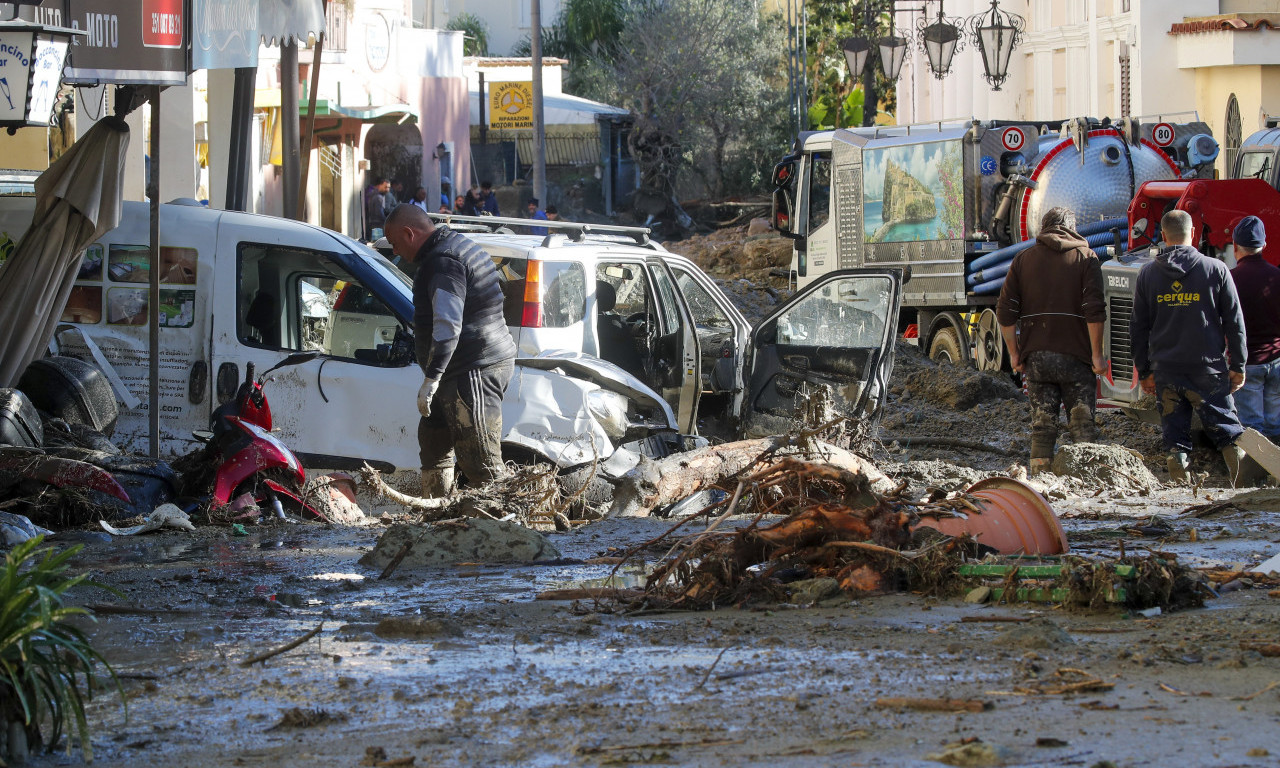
359;461;598;531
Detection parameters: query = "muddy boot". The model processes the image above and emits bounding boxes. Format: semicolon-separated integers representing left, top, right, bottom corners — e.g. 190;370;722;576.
1166;452;1190;484
1029;458;1052;476
420;467;455;498
1222;444;1246;488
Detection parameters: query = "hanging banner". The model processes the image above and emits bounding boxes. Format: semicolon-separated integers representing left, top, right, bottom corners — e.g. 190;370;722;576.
192;0;260;69
3;0;189;84
489;81;533;129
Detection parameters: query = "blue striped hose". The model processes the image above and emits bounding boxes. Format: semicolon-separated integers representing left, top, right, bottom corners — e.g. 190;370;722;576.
966;258;1013;286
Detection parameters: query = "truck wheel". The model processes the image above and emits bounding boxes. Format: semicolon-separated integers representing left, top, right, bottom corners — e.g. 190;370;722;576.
929;327;965;365
973;309;1004;372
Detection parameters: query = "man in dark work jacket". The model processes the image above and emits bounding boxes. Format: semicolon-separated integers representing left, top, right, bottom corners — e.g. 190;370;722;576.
1132;209;1247;485
997;207;1107;475
1230;215;1280;441
383;204;517;496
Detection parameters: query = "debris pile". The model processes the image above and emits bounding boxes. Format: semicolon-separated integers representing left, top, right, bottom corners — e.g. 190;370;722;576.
670;222;794;324
1049;443;1160;492
622;458;996;609
360;460;596;530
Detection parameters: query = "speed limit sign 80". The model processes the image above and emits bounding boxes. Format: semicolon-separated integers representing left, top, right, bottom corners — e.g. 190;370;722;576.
1152;122;1175;147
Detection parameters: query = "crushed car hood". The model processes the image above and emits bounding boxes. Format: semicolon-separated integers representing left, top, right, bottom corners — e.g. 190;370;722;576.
515;350;678;430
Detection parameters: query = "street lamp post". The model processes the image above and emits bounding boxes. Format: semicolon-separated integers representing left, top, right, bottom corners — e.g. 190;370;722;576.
968;0;1026;91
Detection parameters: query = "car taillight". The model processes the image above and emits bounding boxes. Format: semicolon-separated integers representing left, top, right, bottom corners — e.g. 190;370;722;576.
775;212;789;230
521;260;543;327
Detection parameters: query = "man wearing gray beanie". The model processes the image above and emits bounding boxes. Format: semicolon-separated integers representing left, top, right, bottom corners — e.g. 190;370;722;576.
1230;215;1280;441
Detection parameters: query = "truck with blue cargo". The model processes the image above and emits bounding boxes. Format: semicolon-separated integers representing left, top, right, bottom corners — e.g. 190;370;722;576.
770;116;1221;376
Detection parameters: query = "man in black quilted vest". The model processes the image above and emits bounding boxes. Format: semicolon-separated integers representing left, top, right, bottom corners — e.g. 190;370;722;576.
383;204;517;496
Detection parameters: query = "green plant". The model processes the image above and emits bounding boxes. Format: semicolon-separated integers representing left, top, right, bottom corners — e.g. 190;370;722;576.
446;13;490;56
1;537;121;762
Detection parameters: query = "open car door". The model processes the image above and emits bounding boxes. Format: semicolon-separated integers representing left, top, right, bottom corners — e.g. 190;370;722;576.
738;268;902;438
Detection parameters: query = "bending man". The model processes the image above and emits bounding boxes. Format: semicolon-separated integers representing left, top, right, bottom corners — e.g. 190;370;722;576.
383;204;518;496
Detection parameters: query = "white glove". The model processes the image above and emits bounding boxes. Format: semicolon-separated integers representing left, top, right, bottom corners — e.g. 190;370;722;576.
417;377;440;418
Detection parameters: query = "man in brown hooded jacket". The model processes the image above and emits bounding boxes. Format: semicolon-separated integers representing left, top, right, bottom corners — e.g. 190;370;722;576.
997;207;1108;474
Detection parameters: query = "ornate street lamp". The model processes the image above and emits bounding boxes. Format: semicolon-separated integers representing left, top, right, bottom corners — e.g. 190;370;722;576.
916;0;964;79
0;19;83;135
967;0;1025;90
841;35;873;79
878;12;910;82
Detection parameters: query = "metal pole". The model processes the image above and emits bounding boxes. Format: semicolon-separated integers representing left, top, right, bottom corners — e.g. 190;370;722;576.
786;0;797;136
148;85;162;458
531;0;547;203
282;39;301;220
478;72;488;145
800;0;809;132
862;2;877;127
297;27;326;222
226;65;256;212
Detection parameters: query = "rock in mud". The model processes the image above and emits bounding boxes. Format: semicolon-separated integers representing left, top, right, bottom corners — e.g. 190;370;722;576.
925;740;1006;767
1230;488;1280;512
374;615;463;640
1049;443;1159;492
992;618;1074;650
904;366;1022;411
359;520;561;570
787;577;841;605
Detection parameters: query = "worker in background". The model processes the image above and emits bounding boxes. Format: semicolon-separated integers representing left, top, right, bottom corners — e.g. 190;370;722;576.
382;204;518;497
527;197;549;236
1132;209;1248;485
997;207;1107;475
480;181;501;215
462;185;483;216
1229;216;1280;441
410;186;431;213
363;176;390;240
546;205;562;222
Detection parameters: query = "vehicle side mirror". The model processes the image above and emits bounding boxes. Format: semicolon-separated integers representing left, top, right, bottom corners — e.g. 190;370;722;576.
382;326;415;367
772;157;799;240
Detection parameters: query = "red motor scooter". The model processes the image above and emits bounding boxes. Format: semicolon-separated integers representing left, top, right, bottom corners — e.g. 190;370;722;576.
192;351;326;522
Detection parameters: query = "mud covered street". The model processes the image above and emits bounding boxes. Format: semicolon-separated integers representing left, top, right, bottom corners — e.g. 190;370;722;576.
36;497;1280;768
11;345;1278;768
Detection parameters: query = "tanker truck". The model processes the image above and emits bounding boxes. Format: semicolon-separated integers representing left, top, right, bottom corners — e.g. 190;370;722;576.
770;116;1221;371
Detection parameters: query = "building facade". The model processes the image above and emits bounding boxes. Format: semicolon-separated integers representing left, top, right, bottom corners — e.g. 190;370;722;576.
895;0;1280;175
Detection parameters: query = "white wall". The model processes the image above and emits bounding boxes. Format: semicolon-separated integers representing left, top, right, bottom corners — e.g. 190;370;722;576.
896;0;1218;124
452;0;562;56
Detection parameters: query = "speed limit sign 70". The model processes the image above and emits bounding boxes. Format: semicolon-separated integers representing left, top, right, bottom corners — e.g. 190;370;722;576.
1001;128;1025;152
1152;122;1175;147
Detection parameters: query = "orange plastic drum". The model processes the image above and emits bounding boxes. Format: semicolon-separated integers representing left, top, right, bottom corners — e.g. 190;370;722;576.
913;477;1068;555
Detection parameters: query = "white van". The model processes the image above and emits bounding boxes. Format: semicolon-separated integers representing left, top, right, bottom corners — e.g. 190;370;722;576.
0;201;903;481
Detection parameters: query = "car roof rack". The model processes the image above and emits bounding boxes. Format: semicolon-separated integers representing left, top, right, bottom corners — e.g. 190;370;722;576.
427;213;653;247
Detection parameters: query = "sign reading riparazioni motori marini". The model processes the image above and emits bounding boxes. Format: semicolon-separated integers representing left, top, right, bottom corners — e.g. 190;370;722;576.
6;0;189;85
489;81;533;129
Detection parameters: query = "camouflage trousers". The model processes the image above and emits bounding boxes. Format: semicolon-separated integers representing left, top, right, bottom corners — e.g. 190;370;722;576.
1024;350;1099;460
418;360;513;486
